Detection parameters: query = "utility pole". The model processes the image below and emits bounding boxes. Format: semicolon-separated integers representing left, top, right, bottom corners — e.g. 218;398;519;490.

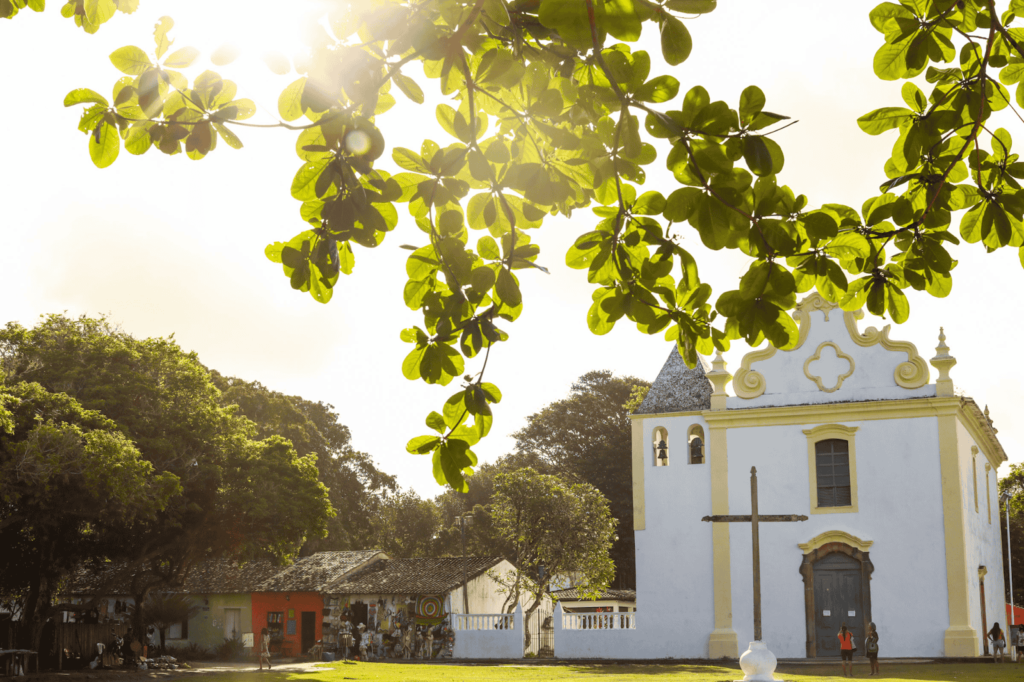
1002;491;1016;660
460;513;473;614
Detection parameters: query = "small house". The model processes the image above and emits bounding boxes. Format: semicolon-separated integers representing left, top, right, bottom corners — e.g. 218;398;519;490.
251;550;387;657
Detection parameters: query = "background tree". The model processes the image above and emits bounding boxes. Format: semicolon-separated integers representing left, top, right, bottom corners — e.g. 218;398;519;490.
0;378;180;651
0;314;334;639
432;450;553;559
369;490;441;557
1000;464;1024;606
7;0;1023;492
490;468;617;649
209;373;397;554
511;370;648;588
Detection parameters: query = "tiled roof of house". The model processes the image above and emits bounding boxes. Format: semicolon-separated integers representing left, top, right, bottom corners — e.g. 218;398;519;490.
256;550;387;592
551;587;636;602
66;558;285;596
326;557;505;595
180;559;282;594
66;563;137;596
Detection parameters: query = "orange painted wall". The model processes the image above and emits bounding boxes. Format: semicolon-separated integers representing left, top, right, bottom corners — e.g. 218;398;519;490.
251;592;323;657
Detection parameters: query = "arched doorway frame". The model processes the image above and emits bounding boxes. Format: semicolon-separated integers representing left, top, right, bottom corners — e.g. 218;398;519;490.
798;531;874;658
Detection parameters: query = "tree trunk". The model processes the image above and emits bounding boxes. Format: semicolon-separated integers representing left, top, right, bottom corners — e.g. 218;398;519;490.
522;592;544;652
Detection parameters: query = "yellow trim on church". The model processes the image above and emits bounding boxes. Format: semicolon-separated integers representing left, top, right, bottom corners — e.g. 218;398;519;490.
798;530;873;554
631;419;645;531
803;343;856;393
937;412;979;656
803;424;859;515
708;422;738;658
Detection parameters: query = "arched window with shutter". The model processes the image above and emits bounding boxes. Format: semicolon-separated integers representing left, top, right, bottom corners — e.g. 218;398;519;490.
652;427;669;466
687;424;705;464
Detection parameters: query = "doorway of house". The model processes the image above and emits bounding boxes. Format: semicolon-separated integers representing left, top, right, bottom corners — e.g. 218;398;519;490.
813;553;866;656
350;602;368;629
301;612;316;656
223;608;241;640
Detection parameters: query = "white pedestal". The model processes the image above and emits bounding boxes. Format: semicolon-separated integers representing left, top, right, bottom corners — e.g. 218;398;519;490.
736;640;781;682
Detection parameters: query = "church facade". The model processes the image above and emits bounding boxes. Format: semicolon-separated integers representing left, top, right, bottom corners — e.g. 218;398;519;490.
629;294;1007;659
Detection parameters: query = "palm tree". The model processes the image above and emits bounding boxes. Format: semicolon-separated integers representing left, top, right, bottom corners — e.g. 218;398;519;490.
143;593;201;654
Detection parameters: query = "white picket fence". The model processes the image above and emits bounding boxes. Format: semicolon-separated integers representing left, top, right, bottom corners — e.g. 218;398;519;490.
453;612;516;631
560;611;636;630
451;605;523;659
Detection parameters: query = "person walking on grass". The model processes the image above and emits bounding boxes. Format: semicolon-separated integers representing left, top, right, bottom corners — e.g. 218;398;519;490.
990;622;1006;663
838;622;855;677
259;628;272;671
865;622;880;676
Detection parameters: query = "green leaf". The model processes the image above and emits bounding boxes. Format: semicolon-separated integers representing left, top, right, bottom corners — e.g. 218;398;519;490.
211;43;240;66
873;38;914;81
495;268;522;307
857;107;914;135
660;16;692;66
634;75;680;103
743;136;774;176
89;121;120;168
278;78;307;122
109;46;152;76
262;51;290;75
153;16;173;59
163;46;199;68
739;86;765;127
901;82;927;113
406;435;440;455
84;0;115;28
394;73;424;104
886;282;909;323
64;88;108;107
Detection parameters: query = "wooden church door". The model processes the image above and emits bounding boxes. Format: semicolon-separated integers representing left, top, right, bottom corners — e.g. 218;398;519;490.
813;553;865;656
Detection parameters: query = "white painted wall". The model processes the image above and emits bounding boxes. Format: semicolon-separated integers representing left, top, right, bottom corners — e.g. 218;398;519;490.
725;308;936;409
724;417;949;658
448;560;552;618
451;606;523;659
635;413;716;659
957;419;1007;653
553;604;640;659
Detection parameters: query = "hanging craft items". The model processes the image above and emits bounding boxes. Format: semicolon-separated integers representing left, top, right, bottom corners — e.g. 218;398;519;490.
413;595;447;625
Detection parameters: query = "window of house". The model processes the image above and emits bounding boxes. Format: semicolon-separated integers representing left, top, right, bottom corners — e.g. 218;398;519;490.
815;439;851;507
687;424;705;464
167;619;188;639
804;424;859;514
652;427;669;466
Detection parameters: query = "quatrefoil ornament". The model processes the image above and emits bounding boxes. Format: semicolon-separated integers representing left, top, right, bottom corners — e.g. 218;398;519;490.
803;342;855;393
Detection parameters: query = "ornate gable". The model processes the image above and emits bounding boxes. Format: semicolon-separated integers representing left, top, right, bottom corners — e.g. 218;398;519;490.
728;294;934;408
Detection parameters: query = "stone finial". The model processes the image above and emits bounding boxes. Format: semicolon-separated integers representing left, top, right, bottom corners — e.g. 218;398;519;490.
930;327;956;396
984;405;998;434
706;351;732;411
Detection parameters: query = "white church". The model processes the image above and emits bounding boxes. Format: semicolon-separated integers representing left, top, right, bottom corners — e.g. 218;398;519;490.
627;293;1008;659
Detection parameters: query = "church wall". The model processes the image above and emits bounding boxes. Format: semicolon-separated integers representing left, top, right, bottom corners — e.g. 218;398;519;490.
725;313;935;411
632;414;716;658
956;419;1006;652
724;416;949;658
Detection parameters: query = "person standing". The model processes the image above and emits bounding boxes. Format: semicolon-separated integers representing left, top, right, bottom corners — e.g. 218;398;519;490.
990;622;1006;662
1015;625;1024;664
837;623;855;677
865;622;880;676
259;628;272;671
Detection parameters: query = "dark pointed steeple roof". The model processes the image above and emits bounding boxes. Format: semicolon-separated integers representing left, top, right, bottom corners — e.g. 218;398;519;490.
633;348;712;415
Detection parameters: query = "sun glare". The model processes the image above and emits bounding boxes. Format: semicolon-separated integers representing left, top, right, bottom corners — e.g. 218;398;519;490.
170;1;326;112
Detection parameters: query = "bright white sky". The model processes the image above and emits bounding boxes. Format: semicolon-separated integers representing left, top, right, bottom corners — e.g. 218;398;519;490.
1;1;1021;497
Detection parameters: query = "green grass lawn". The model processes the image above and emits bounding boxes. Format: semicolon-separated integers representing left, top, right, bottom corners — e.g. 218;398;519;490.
192;660;1024;682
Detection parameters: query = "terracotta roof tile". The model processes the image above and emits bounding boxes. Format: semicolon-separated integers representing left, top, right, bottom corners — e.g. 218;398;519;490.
550;587;636;602
256;551;387;592
327;557;505;595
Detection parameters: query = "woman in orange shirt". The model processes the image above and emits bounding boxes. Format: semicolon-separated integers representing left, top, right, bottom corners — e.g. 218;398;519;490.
837;623;854;677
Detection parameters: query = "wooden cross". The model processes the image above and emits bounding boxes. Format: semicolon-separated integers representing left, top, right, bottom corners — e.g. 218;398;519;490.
703;466;808;642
